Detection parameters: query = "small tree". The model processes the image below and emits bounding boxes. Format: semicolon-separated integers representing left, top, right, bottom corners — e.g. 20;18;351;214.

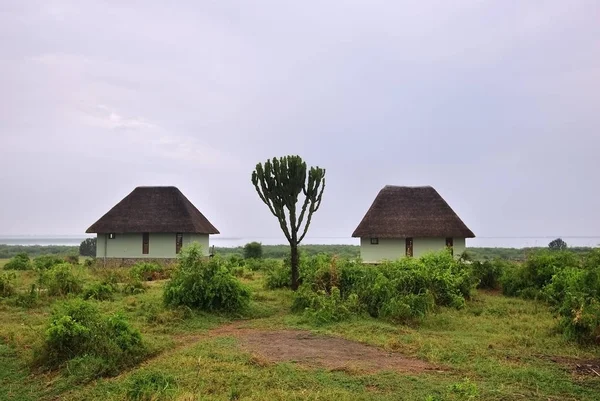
252;155;325;290
243;242;263;259
548;238;567;251
79;238;97;257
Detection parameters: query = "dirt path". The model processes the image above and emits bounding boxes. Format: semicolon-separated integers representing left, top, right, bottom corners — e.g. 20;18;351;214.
210;324;437;374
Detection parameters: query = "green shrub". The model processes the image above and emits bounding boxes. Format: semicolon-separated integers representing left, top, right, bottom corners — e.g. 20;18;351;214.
293;286;361;324
127;370;177;401
501;250;578;298
293;252;476;324
34;255;65;270
544;255;600;343
130;262;168;281
13;284;39;308
0;272;17;297
41;263;83;296
122;278;148;295
36;299;146;375
4;253;31;270
264;262;291;289
83;282;117;301
471;259;505;289
84;258;96;267
65;254;80;264
163;244;250;313
243;241;263;259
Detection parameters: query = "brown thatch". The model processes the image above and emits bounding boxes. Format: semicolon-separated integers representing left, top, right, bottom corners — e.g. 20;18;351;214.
352;186;475;238
86;186;219;234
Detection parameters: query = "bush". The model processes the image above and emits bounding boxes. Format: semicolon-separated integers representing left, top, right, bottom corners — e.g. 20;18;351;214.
4;253;31;270
122;279;148;295
293;251;476;324
79;237;97;257
13;284;39;308
36;299;146;375
65;254;80;265
264;262;291;289
243;242;263;259
163;244;250;313
84;258;96;267
471;259;505;289
544;253;600;343
0;272;17;297
293;286;361;324
501;250;579;298
130;262;168;281
127;370;177;401
83;282;117;301
41;263;83;296
34;255;66;270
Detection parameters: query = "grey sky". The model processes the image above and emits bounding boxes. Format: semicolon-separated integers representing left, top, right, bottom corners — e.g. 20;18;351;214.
1;1;599;247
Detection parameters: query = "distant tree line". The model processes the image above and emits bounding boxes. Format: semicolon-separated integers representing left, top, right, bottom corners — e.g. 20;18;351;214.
0;245;79;259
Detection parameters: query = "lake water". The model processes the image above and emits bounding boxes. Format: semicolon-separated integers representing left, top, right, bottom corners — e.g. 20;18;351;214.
0;236;598;248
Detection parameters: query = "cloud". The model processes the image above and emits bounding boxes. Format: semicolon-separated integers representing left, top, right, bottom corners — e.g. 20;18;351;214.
82;105;157;131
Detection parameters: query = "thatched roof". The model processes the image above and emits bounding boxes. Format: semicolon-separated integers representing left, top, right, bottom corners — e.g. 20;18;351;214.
352;186;475;238
86;186;219;234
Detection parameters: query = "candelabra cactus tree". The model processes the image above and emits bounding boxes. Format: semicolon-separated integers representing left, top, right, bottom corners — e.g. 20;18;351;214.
251;155;326;290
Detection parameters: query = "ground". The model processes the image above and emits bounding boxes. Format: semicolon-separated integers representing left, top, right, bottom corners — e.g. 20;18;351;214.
0;262;599;400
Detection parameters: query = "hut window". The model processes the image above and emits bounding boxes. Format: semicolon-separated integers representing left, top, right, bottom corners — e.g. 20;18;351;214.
108;233;115;239
445;237;454;256
176;233;183;254
405;237;413;257
142;233;149;254
370;238;379;245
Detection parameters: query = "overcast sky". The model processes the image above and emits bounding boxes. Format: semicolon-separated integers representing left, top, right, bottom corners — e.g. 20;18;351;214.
1;1;599;247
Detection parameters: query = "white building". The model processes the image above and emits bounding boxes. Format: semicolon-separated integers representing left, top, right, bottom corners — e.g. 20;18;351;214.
352;186;475;263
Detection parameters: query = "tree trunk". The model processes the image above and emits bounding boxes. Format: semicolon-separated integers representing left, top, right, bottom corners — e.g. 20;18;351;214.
290;243;300;291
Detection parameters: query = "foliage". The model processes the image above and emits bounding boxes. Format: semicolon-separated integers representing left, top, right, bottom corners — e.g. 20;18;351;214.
36;299;146;376
293;251;476;324
252;155;326;290
471;259;506;289
40;263;84;296
293;286;362;324
548;237;568;251
82;281;118;301
0;271;17;297
264;262;292;289
130;262;169;281
4;252;32;270
243;241;263;259
126;370;177;401
0;244;78;259
79;237;97;257
543;250;600;343
163;244;250;312
122;279;148;295
34;254;67;270
501;250;579;298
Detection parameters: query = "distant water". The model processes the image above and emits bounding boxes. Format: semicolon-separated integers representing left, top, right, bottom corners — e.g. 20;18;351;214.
0;236;358;247
0;236;597;248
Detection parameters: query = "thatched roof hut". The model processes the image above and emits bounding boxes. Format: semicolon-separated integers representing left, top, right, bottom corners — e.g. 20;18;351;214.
352;186;474;238
86;186;219;234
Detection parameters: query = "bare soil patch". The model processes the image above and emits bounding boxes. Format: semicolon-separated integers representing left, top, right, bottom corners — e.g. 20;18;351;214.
545;356;600;378
211;326;436;374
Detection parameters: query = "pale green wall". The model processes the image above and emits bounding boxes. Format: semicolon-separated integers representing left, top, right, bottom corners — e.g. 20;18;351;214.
360;237;465;263
96;233;210;258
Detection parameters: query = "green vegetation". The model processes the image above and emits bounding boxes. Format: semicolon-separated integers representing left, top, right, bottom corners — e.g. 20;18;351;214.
35;299;147;380
0;245;599;400
79;237;97;257
0;244;78;259
243;241;263;259
252;155;326;290
163;244;251;312
3;253;32;270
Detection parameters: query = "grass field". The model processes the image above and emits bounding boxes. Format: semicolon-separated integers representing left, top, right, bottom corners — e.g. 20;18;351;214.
1;264;599;401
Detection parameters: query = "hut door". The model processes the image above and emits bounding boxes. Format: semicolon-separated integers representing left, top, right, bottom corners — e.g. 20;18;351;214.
142;233;150;254
445;237;454;256
405;237;413;257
